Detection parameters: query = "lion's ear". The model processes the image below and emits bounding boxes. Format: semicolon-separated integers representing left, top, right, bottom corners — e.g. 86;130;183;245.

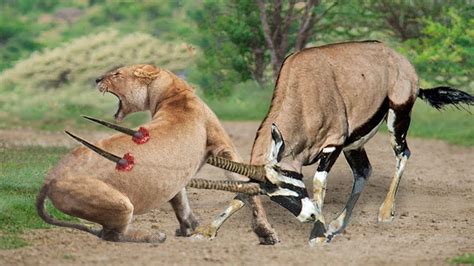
133;65;160;79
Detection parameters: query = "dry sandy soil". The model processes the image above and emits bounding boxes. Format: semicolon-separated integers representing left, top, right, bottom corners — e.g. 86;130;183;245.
0;122;473;265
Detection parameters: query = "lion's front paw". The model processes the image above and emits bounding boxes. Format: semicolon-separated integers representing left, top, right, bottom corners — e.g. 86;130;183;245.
191;224;217;240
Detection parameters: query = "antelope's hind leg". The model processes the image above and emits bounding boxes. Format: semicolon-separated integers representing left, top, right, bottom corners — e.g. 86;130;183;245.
378;106;412;222
170;188;199;236
325;147;372;241
309;146;342;245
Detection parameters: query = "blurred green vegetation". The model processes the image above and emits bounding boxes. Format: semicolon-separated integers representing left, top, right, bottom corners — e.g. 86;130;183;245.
0;0;472;145
450;253;474;264
0;146;73;249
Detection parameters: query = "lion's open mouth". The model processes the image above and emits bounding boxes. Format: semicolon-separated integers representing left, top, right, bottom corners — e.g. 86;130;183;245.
104;91;124;123
114;98;124;122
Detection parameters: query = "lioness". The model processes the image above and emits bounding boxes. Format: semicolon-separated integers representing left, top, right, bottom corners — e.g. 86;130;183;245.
36;64;243;242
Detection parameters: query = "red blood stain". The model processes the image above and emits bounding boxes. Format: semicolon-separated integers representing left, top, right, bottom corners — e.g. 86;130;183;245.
116;153;134;171
132;127;150;144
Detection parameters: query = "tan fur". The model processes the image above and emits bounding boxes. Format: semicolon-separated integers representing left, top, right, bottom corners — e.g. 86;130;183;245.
37;64;241;242
251;41;418;168
205;41;420;244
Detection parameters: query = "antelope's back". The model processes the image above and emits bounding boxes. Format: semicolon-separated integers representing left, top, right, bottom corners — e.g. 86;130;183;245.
281;41;418;139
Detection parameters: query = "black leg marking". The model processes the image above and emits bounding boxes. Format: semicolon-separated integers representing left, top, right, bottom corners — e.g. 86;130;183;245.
326;147;372;240
309;220;326;241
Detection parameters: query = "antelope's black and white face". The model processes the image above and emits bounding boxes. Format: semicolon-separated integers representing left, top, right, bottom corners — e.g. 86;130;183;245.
261;124;317;223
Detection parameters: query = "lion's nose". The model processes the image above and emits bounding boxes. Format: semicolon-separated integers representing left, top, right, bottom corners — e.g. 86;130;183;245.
95;77;103;84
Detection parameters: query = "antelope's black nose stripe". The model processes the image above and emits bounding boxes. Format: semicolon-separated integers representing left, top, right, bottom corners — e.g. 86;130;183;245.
261;179;310;217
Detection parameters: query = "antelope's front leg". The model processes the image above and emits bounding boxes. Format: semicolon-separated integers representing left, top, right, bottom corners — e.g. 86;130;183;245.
192;195;245;239
309;146;341;245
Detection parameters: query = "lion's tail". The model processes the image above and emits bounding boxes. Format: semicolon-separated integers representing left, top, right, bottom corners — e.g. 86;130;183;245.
36;184;100;236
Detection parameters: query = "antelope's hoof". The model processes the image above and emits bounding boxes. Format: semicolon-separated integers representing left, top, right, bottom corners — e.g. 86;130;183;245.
378;213;395;223
191;224;217;240
308;236;329;247
258;233;280;245
378;204;395;223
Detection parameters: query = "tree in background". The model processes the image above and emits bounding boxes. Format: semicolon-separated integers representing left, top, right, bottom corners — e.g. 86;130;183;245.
400;8;473;90
365;0;466;42
258;0;337;80
191;0;337;93
190;0;266;94
0;7;42;70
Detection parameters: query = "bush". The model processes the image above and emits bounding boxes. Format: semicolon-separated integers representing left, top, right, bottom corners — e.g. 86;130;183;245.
0;30;194;130
0;8;43;71
400;8;473;92
0;30;194;90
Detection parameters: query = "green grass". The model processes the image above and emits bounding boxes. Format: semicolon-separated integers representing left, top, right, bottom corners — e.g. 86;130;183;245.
409;101;474;146
0;146;72;249
202;81;273;121
451;254;474;264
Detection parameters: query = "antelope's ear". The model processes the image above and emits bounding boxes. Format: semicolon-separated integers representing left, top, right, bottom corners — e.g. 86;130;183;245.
133;65;160;79
268;123;285;163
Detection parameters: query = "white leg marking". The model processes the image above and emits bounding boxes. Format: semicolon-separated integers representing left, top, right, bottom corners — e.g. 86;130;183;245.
314;171;328;184
396;154;408;178
210;199;245;229
266;188;299;197
387;109;399;150
313;171;328;211
387;109;396;133
297;197;317;222
322;147;336;153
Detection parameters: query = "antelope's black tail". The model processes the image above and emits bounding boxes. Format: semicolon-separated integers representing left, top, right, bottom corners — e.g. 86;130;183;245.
418;86;474;110
36;184;100;236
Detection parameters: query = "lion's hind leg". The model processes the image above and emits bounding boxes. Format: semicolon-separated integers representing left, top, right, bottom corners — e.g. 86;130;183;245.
48;176;165;243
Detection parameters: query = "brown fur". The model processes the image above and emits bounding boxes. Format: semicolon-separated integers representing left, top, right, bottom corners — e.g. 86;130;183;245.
208;41;420;244
37;64;242;242
251;41;418;169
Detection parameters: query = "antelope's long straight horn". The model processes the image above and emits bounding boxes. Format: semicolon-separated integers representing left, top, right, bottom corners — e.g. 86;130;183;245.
82;115;149;144
64;131;134;171
188;179;262;195
206;156;267;182
65;131;122;163
82;115;136;135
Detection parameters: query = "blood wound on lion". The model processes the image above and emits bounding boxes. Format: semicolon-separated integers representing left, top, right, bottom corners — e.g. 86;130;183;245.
132;127;150;144
116;153;135;171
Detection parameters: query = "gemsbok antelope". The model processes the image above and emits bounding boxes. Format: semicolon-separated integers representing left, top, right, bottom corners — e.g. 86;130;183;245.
194;40;474;244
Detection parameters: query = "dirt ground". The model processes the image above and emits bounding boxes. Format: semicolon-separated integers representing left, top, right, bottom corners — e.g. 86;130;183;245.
1;122;473;265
